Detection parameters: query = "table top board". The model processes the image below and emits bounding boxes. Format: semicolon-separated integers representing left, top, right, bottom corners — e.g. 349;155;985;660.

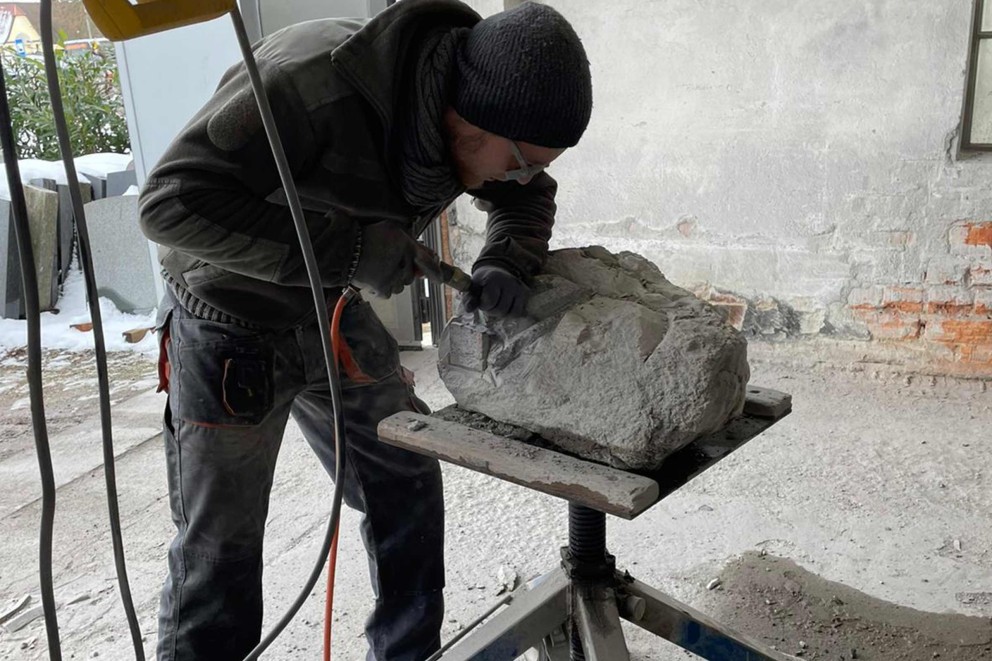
377;386;791;520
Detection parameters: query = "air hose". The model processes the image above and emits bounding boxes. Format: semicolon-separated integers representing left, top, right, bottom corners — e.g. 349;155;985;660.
230;6;353;657
0;54;63;661
38;2;145;658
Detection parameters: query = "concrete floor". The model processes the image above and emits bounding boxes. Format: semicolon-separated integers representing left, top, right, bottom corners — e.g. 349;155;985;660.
1;343;990;660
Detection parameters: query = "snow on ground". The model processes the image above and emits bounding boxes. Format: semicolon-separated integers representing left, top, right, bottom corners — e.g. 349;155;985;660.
0;267;157;355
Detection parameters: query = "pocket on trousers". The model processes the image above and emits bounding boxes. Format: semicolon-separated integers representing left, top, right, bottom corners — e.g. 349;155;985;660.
338;300;401;383
175;320;274;428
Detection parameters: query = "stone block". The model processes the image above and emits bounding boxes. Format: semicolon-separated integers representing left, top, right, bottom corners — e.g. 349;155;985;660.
106;169;137;197
438;246;750;470
0;186;59;318
24;184;59;312
56;182;92;274
30;178;92;299
83;196;158;313
82;173;106;200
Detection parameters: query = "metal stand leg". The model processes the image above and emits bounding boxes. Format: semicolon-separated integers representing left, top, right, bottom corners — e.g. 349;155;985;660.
572;586;630;661
437;503;786;661
621;577;787;661
438;569;570;661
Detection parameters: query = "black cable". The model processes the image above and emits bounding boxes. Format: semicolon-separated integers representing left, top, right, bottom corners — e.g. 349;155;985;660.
0;56;63;661
228;8;351;659
39;3;144;658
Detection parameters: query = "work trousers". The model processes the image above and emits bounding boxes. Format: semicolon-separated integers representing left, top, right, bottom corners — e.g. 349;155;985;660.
155;291;444;661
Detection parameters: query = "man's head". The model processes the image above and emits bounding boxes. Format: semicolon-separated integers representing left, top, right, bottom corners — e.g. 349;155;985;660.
446;2;592;188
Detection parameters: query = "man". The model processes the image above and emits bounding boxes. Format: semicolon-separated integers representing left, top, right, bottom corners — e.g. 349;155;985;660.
139;0;592;658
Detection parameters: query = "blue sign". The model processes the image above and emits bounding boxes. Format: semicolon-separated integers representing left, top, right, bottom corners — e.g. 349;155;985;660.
14;39;26;57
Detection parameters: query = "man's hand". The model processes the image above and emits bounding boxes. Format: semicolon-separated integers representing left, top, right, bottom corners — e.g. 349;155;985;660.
463;266;530;318
351;221;420;298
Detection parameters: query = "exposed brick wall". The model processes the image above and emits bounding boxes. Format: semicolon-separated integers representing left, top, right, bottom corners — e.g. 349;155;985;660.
845;221;992;374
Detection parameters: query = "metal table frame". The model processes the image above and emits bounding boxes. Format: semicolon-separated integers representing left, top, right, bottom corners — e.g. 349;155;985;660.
378;386;793;661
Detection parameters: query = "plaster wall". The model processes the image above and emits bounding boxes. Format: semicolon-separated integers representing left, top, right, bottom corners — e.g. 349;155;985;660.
452;0;992;374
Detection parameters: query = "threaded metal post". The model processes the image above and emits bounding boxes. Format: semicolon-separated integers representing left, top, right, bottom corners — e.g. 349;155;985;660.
568;503;606;562
568;504;606;660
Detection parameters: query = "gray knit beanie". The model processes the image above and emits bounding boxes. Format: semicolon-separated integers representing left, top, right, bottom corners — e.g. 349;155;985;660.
453;2;592;149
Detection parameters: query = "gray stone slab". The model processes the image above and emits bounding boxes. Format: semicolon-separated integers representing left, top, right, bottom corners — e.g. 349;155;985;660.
438;246;750;470
82;173;106;200
23;184;59;312
105;169;137;197
29;178;92;300
30;179;62;307
56;181;91;275
83;195;157;314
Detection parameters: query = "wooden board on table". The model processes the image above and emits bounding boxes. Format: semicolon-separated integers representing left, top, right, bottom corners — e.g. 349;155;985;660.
378;386;793;519
742;386;792;419
377;411;660;520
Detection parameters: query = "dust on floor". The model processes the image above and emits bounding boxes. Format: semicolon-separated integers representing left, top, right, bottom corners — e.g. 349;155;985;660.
0;347;157;460
696;551;992;660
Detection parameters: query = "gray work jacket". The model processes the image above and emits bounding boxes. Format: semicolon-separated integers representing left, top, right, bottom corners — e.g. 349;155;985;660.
139;0;558;328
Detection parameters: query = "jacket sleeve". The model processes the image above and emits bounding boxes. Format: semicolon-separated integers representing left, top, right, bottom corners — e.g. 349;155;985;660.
138;58;359;288
466;171;558;279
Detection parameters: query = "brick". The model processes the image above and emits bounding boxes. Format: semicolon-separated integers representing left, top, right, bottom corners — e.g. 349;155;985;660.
861;310;922;340
964;222;992;249
975;290;992;316
925;258;968;285
847;286;884;309
950;222;992;256
881;286;924;313
963;344;992;364
969;264;992;287
925;285;974;315
925;318;992;344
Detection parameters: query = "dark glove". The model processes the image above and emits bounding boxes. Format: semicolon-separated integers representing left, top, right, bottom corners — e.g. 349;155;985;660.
463;265;530;318
351;221;419;298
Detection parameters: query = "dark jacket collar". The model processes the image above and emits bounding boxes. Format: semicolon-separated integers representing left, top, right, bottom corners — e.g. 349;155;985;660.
330;0;480;141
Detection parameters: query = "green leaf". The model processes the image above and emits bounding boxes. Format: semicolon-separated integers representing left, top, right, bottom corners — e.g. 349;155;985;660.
1;45;131;160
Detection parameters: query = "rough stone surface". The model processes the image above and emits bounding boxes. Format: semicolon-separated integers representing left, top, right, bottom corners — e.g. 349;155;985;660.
438;246;750;470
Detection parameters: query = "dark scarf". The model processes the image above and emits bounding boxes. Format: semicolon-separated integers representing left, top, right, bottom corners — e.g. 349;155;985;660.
396;26;469;210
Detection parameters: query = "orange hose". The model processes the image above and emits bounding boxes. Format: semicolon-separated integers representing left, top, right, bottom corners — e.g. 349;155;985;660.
323;293;349;661
322;529;340;661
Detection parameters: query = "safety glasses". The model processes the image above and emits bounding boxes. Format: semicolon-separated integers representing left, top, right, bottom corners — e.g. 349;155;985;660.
501;140;548;182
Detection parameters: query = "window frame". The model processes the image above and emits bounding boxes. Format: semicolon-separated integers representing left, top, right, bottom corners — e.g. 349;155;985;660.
963;0;992;151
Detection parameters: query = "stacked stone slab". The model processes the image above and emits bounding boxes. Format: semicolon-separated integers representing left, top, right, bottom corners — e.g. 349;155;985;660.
0;185;60;318
84;195;158;314
438;246;750;470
